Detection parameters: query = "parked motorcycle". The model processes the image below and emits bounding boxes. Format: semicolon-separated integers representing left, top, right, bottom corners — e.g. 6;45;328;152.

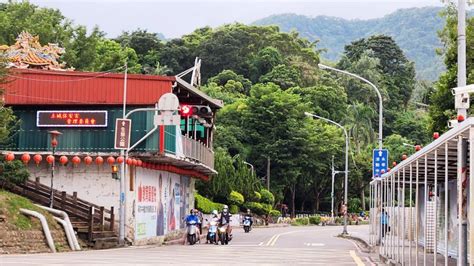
186;220;198;245
243;216;252;233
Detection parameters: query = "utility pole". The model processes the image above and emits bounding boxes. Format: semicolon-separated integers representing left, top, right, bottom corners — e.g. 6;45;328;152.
119;62;128;246
266;157;270;190
457;1;467;265
331;156;335;220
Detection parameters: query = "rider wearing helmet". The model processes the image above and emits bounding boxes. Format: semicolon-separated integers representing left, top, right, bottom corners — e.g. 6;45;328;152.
219;205;232;239
183;209;200;245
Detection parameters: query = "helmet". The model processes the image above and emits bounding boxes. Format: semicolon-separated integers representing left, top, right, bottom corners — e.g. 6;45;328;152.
212;210;218;216
222;205;229;213
192;209;198;214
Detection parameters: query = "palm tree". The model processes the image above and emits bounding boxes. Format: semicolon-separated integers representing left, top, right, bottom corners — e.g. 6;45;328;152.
342;102;376;153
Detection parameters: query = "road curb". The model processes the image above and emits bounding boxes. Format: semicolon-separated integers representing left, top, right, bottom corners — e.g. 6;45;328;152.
338;234;373;253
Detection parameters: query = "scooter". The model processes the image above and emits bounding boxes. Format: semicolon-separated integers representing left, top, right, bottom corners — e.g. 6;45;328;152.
243;216;252;233
186;220;198;245
207;219;218;244
218;224;229;245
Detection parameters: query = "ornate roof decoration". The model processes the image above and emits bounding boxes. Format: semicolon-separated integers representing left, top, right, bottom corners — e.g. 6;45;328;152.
0;31;72;71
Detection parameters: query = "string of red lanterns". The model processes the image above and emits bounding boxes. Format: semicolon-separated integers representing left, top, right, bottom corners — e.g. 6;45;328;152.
2;153;143;167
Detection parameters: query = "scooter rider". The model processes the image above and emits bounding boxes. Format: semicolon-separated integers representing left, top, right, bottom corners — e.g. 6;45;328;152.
183;209;200;245
219;205;232;239
207;210;219;244
243;209;253;227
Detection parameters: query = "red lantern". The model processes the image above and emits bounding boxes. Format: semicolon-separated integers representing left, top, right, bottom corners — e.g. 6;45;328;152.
21;153;31;164
458;114;465;122
84;156;93;165
126;158;133;165
95;156;104;165
415;145;421;151
392;161;397;167
5;153;14;162
137;159;143;167
433;132;439;140
132;159;138;166
402;154;407;160
107;156;115;165
117;156;124;164
72;156;81;165
59;156;68;165
46;155;55;164
33;154;42;165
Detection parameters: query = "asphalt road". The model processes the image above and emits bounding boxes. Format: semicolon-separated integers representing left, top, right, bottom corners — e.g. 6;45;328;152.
0;225;375;265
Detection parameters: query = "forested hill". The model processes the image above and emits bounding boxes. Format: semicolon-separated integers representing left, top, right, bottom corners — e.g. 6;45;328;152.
253;7;446;81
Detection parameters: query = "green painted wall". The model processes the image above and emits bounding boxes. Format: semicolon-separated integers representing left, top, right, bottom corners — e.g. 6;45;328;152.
6;107;177;154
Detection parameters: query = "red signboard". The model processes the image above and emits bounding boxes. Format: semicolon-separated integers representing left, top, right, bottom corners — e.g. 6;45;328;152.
114;119;132;150
37;110;107;127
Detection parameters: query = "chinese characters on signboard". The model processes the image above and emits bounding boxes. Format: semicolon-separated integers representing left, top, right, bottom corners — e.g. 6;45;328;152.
37;111;107;127
114;118;131;150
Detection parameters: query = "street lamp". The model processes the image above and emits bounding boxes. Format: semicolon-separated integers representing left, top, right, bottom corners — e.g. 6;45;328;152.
48;130;62;208
318;63;383;151
243;161;255;176
305;112;349;235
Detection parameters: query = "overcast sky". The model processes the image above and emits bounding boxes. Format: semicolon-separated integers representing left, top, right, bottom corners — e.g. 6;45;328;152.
25;0;445;38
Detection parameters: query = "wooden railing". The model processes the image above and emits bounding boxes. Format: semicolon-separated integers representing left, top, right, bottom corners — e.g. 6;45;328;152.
6;178;115;242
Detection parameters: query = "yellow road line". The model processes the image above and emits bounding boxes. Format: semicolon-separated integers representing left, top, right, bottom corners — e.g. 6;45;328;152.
349;250;365;266
266;235;277;246
269;234;280;246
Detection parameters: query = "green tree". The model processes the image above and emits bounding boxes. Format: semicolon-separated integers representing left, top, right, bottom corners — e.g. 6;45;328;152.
259;64;301;89
341;103;376;153
91;39;141;73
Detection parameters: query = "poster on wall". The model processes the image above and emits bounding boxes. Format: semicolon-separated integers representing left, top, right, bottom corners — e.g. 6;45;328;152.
156;174;165;236
136;176;158;240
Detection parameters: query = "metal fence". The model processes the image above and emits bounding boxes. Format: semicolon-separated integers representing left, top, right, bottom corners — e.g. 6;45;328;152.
369;118;474;265
182;135;214;169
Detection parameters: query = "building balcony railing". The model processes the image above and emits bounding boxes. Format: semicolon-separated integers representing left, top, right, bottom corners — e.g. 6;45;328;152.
181;136;214;170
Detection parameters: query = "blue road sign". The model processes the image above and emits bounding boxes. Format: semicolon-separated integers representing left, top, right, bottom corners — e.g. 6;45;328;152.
373;149;389;178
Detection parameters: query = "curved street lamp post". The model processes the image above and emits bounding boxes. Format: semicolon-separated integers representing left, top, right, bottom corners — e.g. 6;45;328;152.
318;63;383;151
304;112;349;235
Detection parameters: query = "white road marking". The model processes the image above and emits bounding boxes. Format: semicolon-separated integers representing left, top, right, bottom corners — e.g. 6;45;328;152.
266;230;303;246
304;243;325;247
258;242;263;246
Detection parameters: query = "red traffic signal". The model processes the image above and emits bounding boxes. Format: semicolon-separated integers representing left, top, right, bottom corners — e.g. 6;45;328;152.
180;105;193;117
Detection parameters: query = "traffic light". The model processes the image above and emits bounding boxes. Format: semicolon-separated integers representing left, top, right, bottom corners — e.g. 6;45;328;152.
111;164;119;180
180;105;212;118
180;105;193;117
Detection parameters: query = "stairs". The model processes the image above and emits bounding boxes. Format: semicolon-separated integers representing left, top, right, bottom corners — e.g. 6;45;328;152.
5;178;119;249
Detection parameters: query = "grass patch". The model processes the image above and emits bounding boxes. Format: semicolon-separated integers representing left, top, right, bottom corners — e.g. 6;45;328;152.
0;190;59;230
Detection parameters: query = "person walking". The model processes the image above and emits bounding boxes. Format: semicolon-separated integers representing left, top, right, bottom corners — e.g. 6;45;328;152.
381;209;389;238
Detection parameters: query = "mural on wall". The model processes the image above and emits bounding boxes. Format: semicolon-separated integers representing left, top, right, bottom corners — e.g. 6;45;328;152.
136;178;158;239
135;169;193;239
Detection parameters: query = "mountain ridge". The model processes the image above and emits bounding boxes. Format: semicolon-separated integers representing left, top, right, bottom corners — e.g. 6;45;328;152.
253;6;447;80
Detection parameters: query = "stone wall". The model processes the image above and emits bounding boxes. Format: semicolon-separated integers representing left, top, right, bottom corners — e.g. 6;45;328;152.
0;229;70;254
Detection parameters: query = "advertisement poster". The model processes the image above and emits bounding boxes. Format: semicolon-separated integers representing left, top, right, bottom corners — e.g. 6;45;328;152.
136;175;157;240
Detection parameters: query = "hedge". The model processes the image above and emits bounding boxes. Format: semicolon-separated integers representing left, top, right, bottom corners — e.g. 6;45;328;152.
269;209;281;217
228;191;244;206
229;204;239;214
309;215;321;225
252;191;261;202
243;202;264;215
195;194;224;214
260;189;274;205
292;217;309;226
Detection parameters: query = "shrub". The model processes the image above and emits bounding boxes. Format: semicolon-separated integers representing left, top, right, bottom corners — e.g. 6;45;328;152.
229;204;239;214
334;216;343;225
252;191;261;202
228;191;244;206
293;217;309;226
269;209;281;217
309;215;321;225
244;202;264;215
261;203;272;215
0;160;29;188
260;189;274;204
195;194;224;214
